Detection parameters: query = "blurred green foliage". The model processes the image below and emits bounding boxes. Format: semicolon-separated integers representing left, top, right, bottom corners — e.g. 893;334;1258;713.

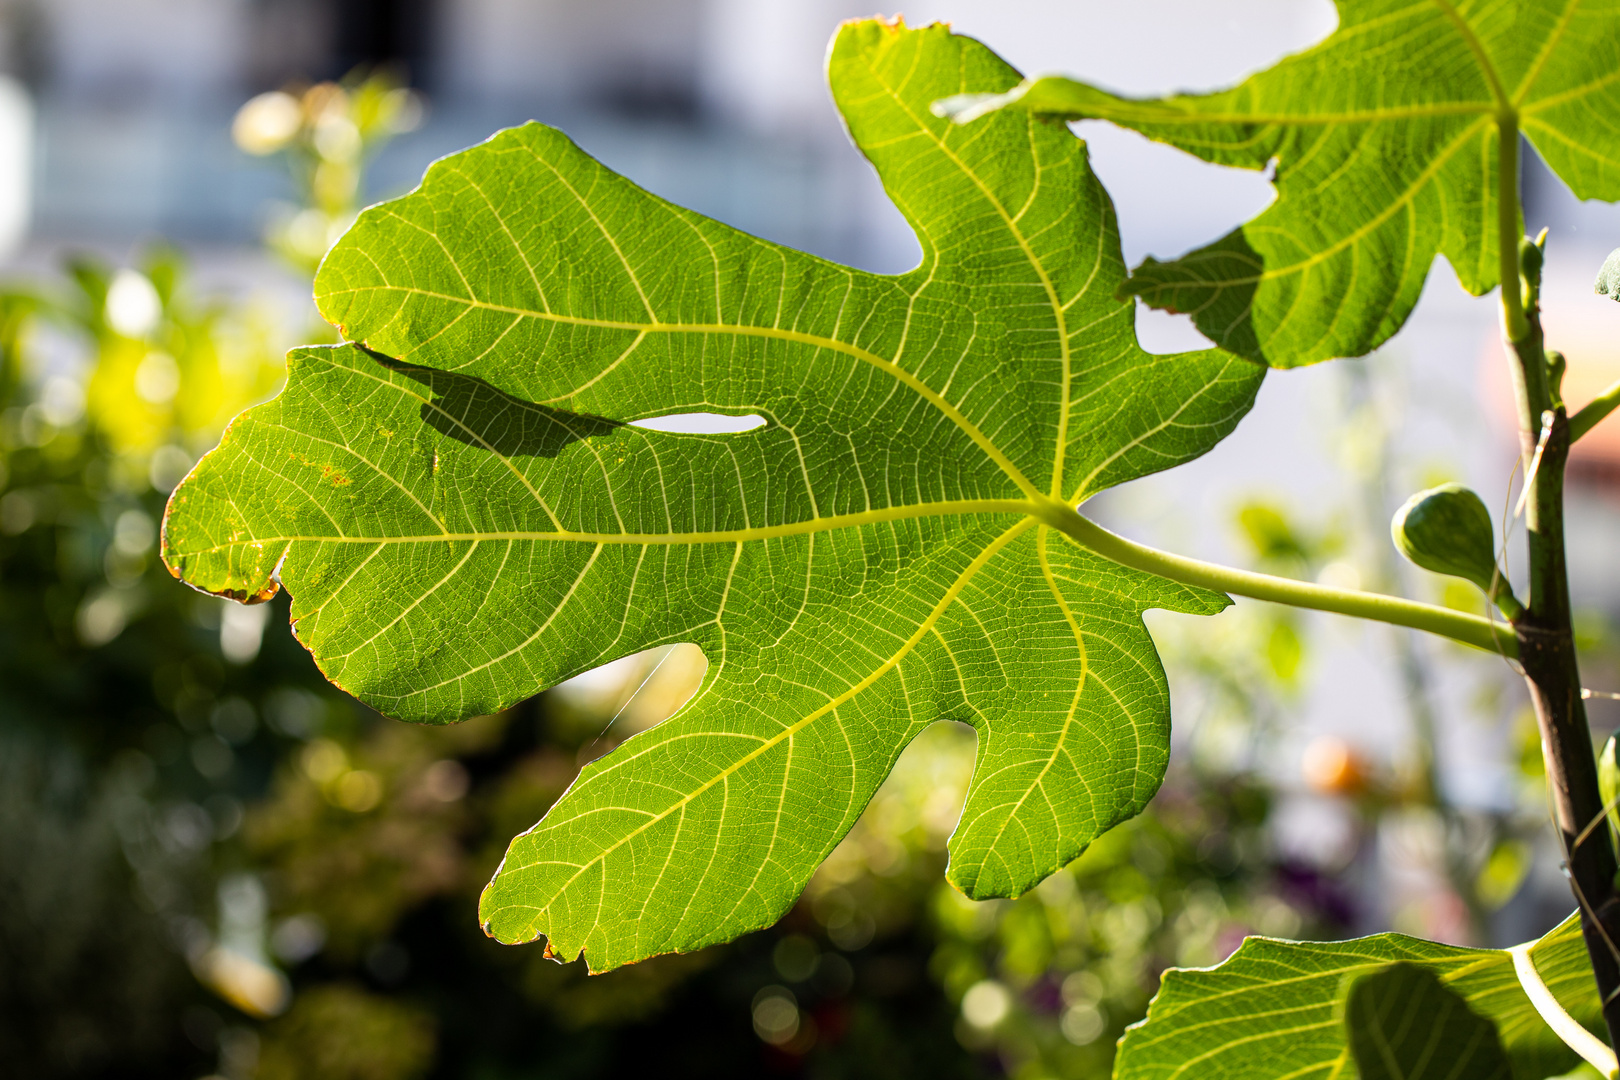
0;250;303;1075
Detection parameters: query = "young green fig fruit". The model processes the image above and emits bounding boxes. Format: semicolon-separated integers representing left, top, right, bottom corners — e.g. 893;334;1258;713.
1391;484;1522;618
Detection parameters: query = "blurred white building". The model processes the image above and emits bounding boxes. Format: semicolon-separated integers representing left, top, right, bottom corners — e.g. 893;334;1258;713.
0;0;1339;258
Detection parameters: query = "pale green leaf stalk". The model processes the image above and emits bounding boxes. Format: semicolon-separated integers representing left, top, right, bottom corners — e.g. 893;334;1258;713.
940;0;1620;368
163;20;1268;970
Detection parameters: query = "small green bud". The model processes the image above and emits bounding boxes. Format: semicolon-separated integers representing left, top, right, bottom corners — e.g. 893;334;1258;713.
1597;247;1620;301
1601;736;1620;854
1520;236;1544;281
1391;484;1522;616
1546;349;1566;408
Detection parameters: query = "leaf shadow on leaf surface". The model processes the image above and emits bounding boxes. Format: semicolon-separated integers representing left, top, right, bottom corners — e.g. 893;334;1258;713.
378;352;627;459
1346;963;1512;1080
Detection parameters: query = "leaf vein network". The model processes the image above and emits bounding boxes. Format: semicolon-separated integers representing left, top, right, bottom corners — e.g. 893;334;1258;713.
495;517;1035;915
856;51;1075;498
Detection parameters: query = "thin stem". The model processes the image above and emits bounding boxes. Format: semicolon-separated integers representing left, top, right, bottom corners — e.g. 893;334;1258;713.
1496;126;1620;1051
1571;375;1620;443
1032;500;1517;657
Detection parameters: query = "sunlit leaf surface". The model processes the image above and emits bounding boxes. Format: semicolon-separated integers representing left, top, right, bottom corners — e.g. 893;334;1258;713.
1116;914;1598;1080
944;0;1620;367
163;19;1263;970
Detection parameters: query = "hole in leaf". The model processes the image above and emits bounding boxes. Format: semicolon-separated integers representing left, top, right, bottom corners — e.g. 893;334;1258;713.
629;412;766;434
1075;121;1276;266
553;643;709;747
1134;300;1216;355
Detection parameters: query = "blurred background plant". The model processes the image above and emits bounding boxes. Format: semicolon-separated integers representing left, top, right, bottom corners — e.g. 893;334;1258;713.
0;10;1614;1080
232;70;424;276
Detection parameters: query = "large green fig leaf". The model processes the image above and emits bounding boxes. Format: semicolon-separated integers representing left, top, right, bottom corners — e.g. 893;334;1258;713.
942;0;1620;368
162;19;1262;969
1116;913;1603;1080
